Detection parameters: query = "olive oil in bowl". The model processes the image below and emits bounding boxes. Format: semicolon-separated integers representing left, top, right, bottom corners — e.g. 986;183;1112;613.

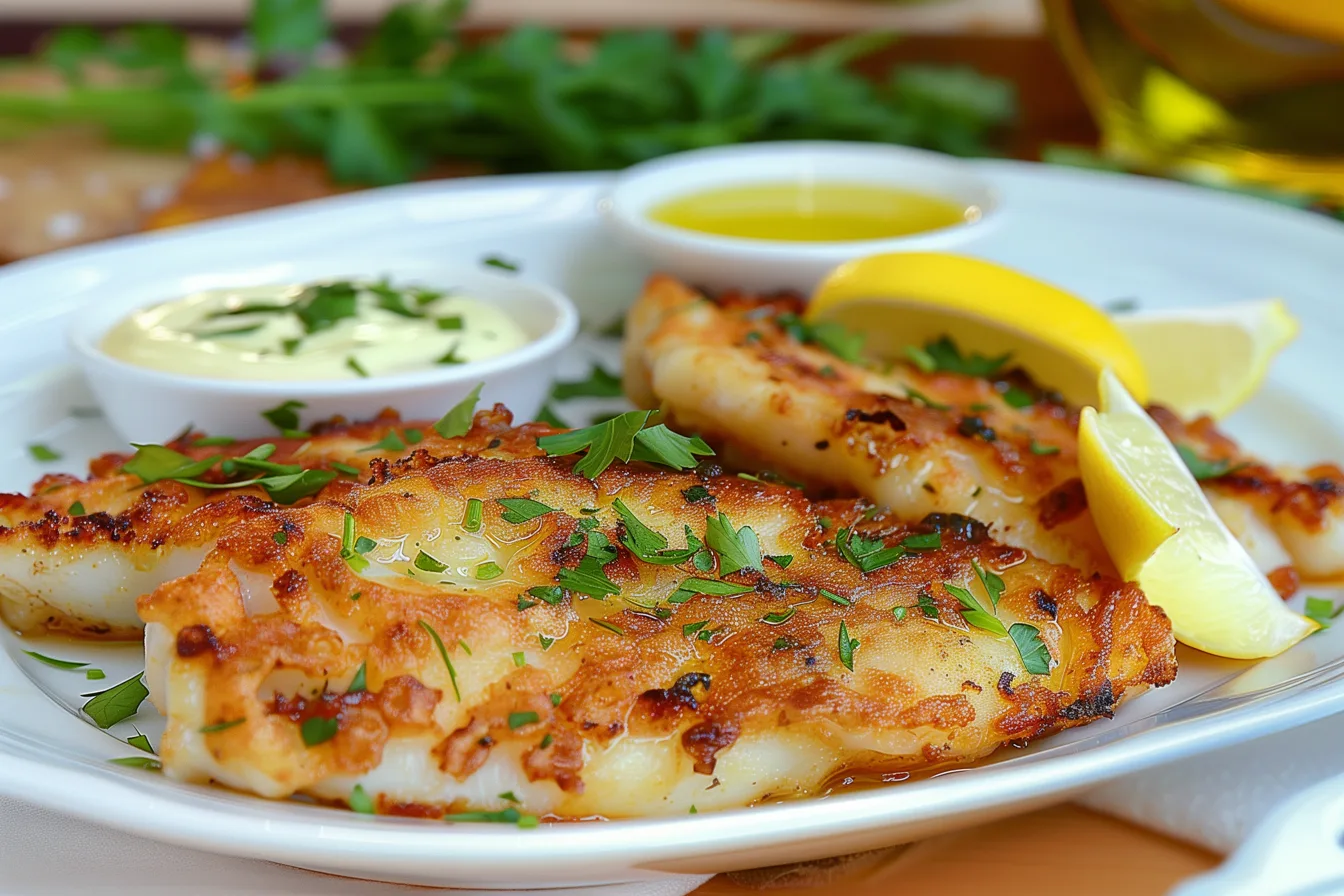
648;182;975;242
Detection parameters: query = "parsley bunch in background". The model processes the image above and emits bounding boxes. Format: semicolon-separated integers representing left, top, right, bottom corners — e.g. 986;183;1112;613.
0;0;1017;185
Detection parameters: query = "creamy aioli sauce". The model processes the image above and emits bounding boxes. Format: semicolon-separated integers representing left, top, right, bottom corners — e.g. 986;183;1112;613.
100;280;529;381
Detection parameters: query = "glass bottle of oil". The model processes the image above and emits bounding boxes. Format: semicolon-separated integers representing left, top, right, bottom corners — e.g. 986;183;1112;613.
1042;0;1344;202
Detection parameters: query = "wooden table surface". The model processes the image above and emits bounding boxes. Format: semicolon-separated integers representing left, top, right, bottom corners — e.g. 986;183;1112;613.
692;805;1220;894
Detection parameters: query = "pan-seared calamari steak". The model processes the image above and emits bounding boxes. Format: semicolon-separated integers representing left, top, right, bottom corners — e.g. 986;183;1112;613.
140;452;1175;819
623;275;1343;584
0;407;555;638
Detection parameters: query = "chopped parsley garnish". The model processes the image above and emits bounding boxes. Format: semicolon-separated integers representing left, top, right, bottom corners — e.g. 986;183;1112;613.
200;718;245;734
838;620;858;671
86;669;106;680
122;444;221;484
537;411;712;479
331;461;362;477
349;784;376;814
1305;596;1344;630
189;436;234;448
499;497;555;524
704;512;762;575
556;558;620;599
776;313;865;363
348;662;368;694
346;356;370;377
358;430;407;453
433;382;484;439
301;716;339;746
1029;441;1060;456
668;578;754;604
819;588;851;606
892;606;908;621
972;559;1005;606
294;282;360;335
538;634;555;649
943;582;1006;636
683;620;710;638
1001;386;1035;409
528;585;565;605
23;651;88;670
1009;623;1051;674
499;790;521;803
836;527;906;573
463;498;484;532
911;336;1010;377
108;756;161;770
614;500;701;565
550;365;624;400
766;554;794;568
904;387;950;411
404;428;424;445
260;399;308;435
508;711;539;729
419;620;462;701
438;345;466;365
340;512;375;573
414;550;448;573
512;651;526;667
127;730;154;752
1176;445;1243;481
589;618;625;636
761;608;795;625
66;500;86;516
901;531;941;551
917;591;939;618
772;637;794;650
476;561;504;580
682;485;713;505
27;443;61;462
482;255;520;272
444;807;539;827
437;315;464;330
273;530;288;545
81;673;149;729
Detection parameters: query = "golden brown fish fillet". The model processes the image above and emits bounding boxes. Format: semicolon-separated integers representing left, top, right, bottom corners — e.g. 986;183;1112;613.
623;275;1343;585
0;407;555;637
139;451;1175;819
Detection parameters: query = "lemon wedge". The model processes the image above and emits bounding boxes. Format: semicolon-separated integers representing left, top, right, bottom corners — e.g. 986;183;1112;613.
1078;369;1316;659
1113;299;1298;419
806;253;1149;407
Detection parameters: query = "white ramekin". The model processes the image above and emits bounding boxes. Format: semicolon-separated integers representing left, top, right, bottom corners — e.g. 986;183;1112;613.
69;257;578;443
604;141;999;294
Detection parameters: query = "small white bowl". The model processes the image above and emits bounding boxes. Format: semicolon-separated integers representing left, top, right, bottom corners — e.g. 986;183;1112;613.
69;258;579;443
604;141;999;294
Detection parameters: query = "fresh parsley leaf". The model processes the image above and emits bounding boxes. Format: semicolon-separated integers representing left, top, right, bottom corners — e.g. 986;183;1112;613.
1305;596;1344;630
629;425;715;470
613;500;701;565
260;399;306;433
437;315;464;330
903;344;936;373
419;619;461;701
81;673;149;729
358;430;407;453
476;561;504;580
463;498;484;532
920;336;1010;377
258;468;336;504
331;461;362;477
667;577;753;603
538;634;556;649
251;0;328;59
590;618;625;636
761;608;795;625
1001;386;1035;409
346;356;370;377
444;807;539;827
499;497;555;524
200;718;245;734
836;527;906;573
917;591;939;618
109;756;161;770
766;554;793;568
901;532;941;551
301;716;339;746
1009;623;1051;674
972;559;1006;606
704;512;762;575
819;588;851;606
943;582;1007;636
193;435;237;447
122;444;221;485
508;710;539;729
273;530;288;545
127;730;154;752
838;620;858;671
557;558;620;599
682;485;713;504
538;411;649;478
348;662;368;694
550;365;623;400
68;501;86;516
340;512;374;573
86;669;106;680
28;443;61;461
777;313;864;362
528;585;565;605
1176;445;1239;481
683;620;710;637
349;784;376;814
1029;441;1060;456
433;383;484;439
892;606;908;621
512;651;526;667
904;387;951;411
414;550;448;573
23;651;87;670
482;255;519;272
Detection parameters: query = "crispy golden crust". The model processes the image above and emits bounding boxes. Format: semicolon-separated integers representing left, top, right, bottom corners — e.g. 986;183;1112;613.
0;407;557;637
624;275;1344;582
139;453;1174;819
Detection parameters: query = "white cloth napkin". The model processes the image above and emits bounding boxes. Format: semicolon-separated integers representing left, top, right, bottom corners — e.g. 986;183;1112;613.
7;714;1340;895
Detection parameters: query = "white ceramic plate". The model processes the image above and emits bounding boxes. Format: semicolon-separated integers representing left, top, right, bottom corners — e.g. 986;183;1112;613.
0;163;1342;890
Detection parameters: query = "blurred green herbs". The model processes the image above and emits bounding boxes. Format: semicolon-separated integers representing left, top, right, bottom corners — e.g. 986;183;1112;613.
0;0;1016;184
